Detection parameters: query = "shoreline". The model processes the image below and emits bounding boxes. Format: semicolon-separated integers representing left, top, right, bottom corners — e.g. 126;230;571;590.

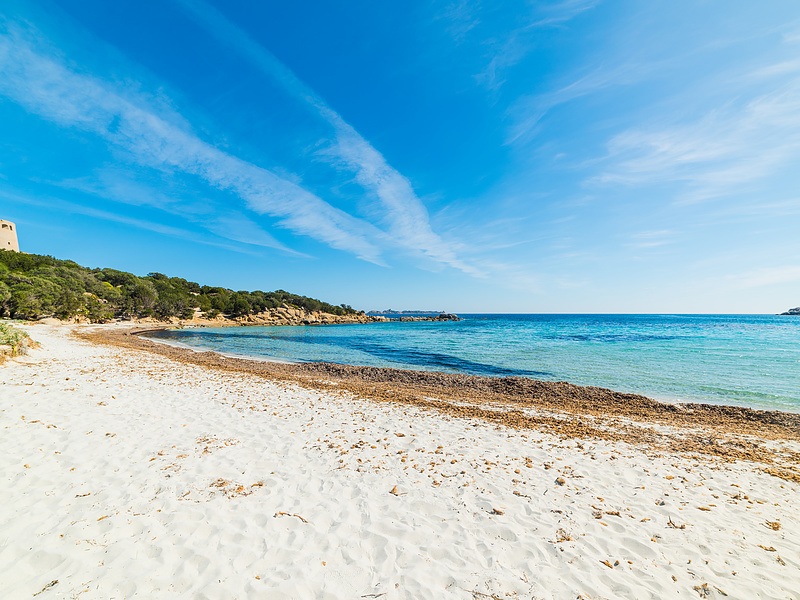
83;324;800;482
129;325;800;425
135;314;800;415
140;324;800;416
3;322;799;598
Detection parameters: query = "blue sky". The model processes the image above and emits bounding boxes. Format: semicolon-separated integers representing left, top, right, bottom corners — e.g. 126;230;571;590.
1;1;799;313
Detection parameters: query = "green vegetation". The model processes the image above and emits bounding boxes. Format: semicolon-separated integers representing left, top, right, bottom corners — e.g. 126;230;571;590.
0;250;359;323
0;322;33;357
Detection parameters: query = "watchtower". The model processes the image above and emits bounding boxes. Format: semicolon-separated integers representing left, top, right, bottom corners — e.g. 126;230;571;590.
0;220;20;252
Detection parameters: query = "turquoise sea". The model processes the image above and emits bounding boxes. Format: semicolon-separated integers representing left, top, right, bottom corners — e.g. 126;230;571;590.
148;314;800;412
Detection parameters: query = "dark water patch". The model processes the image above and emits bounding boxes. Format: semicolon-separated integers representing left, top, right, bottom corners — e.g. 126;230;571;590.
544;332;683;343
151;328;553;378
145;314;800;411
149;330;281;342
314;336;552;378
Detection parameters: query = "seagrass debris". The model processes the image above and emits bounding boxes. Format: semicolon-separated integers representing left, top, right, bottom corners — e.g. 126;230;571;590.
79;328;800;483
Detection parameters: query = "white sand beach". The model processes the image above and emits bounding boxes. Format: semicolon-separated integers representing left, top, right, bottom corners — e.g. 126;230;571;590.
1;324;798;599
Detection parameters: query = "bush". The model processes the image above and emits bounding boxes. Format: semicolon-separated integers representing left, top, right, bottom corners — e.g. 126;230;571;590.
0;250;359;322
0;322;34;358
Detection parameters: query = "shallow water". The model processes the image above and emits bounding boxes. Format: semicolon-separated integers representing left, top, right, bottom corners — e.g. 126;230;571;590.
148;314;800;412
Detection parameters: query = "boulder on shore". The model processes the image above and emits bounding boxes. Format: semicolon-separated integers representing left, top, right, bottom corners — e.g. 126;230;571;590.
434;313;461;321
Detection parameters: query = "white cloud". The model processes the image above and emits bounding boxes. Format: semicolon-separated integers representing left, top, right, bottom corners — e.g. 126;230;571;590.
321;116;481;274
597;77;800;202
747;58;800;79
628;230;675;249
507;62;647;145
59;170;304;253
783;27;800;45
177;0;479;275
733;265;800;289
0;186;257;255
526;0;601;29
205;212;307;253
435;0;481;43
0;22;385;263
717;197;800;218
476;0;601;92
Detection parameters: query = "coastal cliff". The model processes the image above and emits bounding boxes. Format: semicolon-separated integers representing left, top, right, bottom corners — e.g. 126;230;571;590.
779;307;800;315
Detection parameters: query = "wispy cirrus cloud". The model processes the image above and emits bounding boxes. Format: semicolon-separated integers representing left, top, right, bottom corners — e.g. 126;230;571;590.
0;186;259;255
475;0;601;92
528;0;601;28
731;265;800;289
58;170;303;253
747;57;800;79
506;61;648;145
177;0;480;276
627;229;675;249
435;0;481;43
530;17;800;204
596;76;800;202
0;21;384;263
783;27;800;45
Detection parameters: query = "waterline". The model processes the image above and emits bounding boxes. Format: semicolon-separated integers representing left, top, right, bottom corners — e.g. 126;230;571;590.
147;314;800;412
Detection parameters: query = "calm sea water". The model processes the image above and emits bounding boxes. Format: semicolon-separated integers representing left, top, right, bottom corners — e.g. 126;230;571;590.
148;314;800;412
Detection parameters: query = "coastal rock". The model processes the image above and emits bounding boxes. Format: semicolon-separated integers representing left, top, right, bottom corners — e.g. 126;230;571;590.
779;307;800;315
390;313;460;322
114;304;453;328
434;313;460;321
228;306;387;327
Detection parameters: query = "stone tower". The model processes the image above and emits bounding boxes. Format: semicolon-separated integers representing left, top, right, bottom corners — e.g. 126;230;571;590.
0;220;20;252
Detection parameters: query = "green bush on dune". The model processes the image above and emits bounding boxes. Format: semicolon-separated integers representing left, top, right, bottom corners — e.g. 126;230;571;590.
0;250;360;323
0;322;32;357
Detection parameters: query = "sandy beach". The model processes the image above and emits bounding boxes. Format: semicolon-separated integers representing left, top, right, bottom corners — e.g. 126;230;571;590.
2;323;799;599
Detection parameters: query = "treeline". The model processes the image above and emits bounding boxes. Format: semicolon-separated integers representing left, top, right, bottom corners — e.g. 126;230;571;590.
0;250;359;322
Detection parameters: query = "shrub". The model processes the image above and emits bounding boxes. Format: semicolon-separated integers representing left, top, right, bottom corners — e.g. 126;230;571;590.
0;322;34;359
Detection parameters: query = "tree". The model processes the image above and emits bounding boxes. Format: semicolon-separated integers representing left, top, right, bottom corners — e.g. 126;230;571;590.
0;250;361;321
123;279;158;317
83;294;115;323
8;276;61;319
228;292;252;317
0;281;11;316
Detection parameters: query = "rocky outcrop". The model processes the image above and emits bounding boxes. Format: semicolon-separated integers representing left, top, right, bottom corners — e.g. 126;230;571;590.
393;313;461;322
779;307;800;315
434;313;461;321
101;305;459;327
231;306;387;326
369;310;443;316
229;307;461;326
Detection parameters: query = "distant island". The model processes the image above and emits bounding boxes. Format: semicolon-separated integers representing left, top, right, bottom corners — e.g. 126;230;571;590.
368;309;444;315
367;310;460;322
780;307;800;315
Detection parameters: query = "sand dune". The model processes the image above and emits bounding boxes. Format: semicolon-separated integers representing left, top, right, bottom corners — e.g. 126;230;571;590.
1;324;798;599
